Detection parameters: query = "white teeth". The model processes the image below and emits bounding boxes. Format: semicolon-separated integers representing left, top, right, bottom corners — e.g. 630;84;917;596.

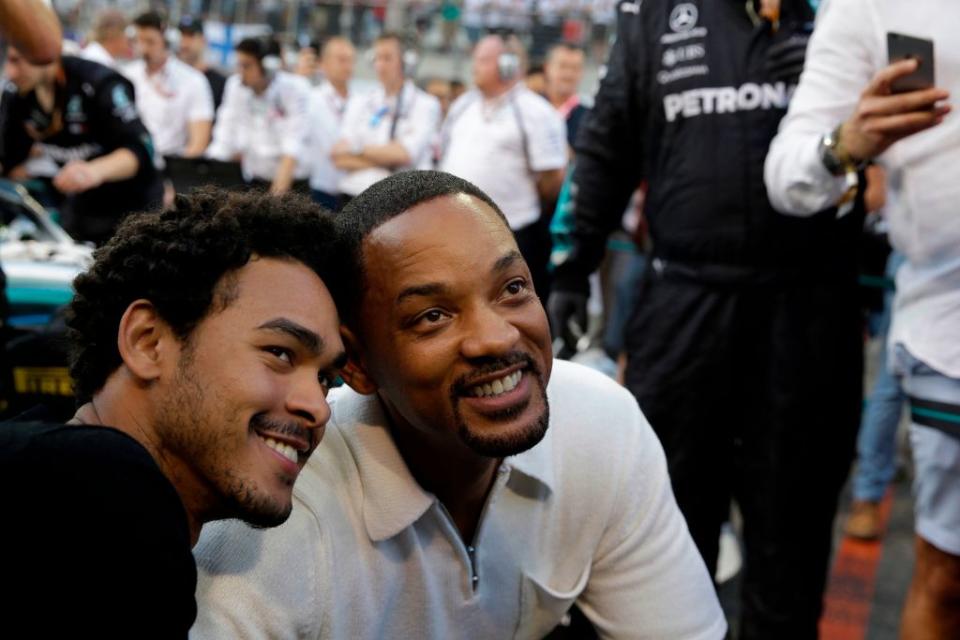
471;371;523;398
263;437;298;464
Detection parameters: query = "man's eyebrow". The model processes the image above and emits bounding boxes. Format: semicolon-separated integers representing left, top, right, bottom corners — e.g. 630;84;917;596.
492;250;523;274
257;318;323;355
396;282;449;304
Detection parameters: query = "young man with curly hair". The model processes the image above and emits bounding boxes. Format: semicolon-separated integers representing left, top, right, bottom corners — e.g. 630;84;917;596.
0;187;345;637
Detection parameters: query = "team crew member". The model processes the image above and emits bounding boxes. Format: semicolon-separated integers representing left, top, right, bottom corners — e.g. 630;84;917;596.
80;9;129;69
306;36;355;210
207;37;311;194
543;42;588;149
333;32;441;202
548;1;863;637
764;1;959;635
127;11;214;160
177;15;227;113
441;34;566;298
0;47;162;244
192;171;727;640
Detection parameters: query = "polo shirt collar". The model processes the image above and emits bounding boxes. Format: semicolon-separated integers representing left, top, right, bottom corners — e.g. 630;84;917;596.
502;407;555;492
331;390;434;542
329;386;556;542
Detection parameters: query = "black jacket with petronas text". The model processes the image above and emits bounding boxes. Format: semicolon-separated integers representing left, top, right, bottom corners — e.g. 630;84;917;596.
555;0;861;293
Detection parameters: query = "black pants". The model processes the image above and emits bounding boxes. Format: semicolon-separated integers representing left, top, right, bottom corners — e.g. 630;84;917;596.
624;263;862;640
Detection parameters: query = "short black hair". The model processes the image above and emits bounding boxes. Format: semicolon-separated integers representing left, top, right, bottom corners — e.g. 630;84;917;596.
132;10;165;34
235;36;281;63
336;170;507;324
67;187;340;402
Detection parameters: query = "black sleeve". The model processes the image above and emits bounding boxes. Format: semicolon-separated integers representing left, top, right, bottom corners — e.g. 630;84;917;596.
0;90;35;174
90;75;156;173
1;429;197;637
553;3;649;294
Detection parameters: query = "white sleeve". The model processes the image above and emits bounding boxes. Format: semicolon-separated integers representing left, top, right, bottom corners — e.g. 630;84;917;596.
524;98;567;172
187;71;215;123
206;76;241;160
191;507;324;639
395;93;441;168
764;0;880;216
577;399;727;640
280;79;310;159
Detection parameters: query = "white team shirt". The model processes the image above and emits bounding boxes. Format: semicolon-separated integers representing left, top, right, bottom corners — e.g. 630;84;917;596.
207;71;311;182
126;56;214;159
306;81;349;194
441;85;567;230
337;79;442;196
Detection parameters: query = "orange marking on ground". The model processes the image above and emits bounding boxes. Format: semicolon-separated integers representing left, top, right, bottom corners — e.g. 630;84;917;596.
820;491;895;640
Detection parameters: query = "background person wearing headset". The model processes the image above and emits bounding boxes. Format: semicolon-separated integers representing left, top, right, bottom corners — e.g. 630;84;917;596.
127;11;214;161
206;37;311;194
440;34;566;300
331;32;441;207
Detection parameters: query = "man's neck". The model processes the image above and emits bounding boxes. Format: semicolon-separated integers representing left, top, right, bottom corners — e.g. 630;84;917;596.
72;382;209;547
179;52;206;72
146;53;169;75
382;399;500;543
330;79;349;98
382;78;404;97
34;74;56;112
252;77;270;96
481;82;512;102
546;87;574;109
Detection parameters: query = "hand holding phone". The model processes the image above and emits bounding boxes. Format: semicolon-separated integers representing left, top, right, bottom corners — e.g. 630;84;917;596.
836;34;950;163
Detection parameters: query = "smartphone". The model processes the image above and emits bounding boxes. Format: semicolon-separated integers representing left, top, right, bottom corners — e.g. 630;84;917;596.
887;32;935;93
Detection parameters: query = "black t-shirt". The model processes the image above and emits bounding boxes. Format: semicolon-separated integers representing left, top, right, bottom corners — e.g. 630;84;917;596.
0;57;163;243
0;421;197;637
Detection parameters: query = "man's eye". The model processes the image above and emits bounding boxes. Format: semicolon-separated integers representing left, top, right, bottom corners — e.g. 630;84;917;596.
418;309;446;324
265;346;292;363
505;279;527;295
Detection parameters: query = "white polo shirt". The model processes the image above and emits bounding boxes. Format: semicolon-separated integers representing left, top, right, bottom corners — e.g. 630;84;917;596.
192;360;726;639
441;86;567;230
126;56;214;159
337;79;441;196
306;81;349;194
207;72;311;182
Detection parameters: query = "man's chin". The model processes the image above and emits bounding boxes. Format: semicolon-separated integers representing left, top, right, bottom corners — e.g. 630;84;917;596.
457;405;550;458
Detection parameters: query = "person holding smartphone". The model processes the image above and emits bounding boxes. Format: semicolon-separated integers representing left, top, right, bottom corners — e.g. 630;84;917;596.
765;2;958;638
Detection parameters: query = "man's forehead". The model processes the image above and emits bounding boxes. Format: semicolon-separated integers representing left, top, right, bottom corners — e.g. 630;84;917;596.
363;196;514;287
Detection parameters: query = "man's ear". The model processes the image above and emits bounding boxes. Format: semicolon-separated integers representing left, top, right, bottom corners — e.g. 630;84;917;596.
339;324;378;395
116;299;176;383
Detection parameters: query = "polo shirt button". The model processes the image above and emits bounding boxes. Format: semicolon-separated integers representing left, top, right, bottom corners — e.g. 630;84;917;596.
472;575;479;583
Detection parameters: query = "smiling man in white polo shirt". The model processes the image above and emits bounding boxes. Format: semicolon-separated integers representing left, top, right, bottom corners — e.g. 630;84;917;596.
127;11;214;160
332;32;441;204
441;34;567;298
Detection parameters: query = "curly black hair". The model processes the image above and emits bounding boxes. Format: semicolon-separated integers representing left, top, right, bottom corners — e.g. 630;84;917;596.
66;187;340;402
336;170;507;325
